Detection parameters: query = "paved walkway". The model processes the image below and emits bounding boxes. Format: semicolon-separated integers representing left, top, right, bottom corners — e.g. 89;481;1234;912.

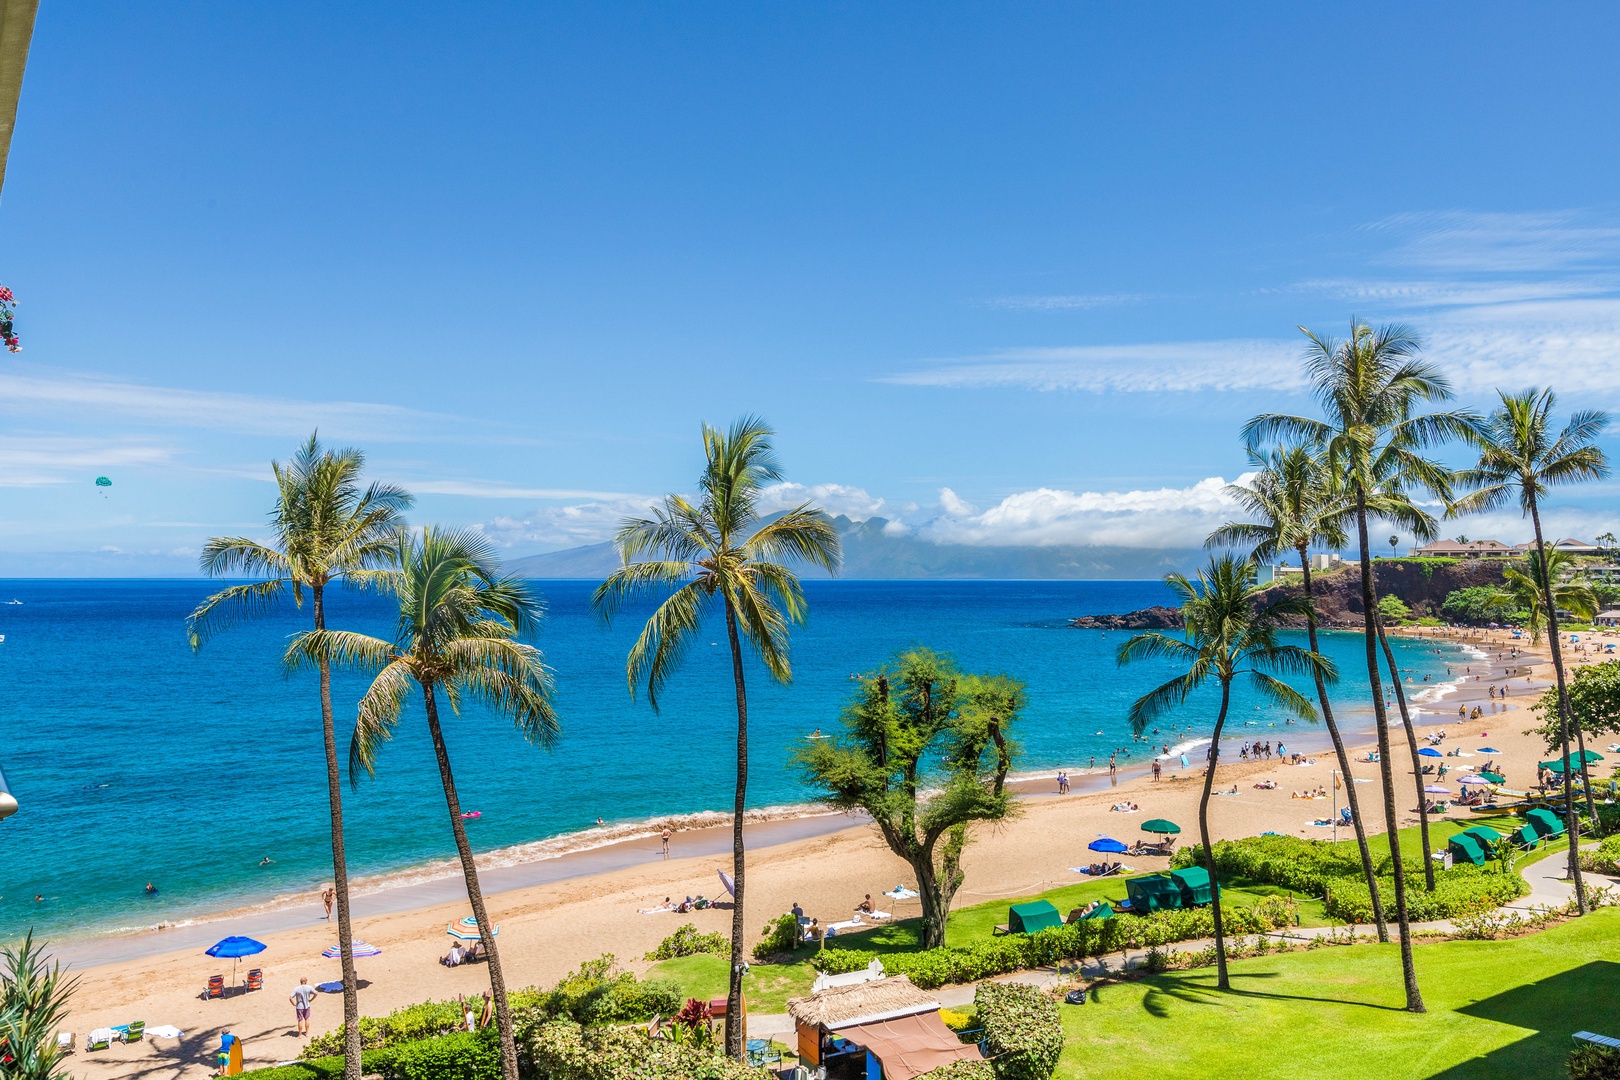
747;847;1616;1042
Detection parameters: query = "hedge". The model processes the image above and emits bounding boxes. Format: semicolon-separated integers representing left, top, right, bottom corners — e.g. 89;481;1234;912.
976;981;1062;1080
812;902;1278;989
1173;834;1531;924
528;1019;770;1080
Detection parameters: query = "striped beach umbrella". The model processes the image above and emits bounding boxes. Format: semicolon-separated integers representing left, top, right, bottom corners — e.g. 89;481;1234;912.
446;916;498;941
322;941;382;959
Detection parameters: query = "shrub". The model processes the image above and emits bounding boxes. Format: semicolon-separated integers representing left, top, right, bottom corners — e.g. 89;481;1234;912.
1580;835;1620;874
1569;1042;1620;1080
928;1062;995;1080
752;913;801;961
388;1030;501;1080
647;923;731;961
975;982;1062;1080
528;1018;769;1080
938;1007;977;1032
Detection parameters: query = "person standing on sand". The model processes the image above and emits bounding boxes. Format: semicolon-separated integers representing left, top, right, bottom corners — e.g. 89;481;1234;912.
216;1029;239;1076
321;888;334;920
290;977;316;1037
478;990;494;1029
1152;760;1161;782
661;828;671;858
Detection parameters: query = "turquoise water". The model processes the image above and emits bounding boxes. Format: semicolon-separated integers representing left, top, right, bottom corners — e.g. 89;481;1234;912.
0;579;1463;942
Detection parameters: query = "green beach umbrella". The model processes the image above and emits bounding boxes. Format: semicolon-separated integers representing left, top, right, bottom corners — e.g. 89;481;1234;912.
1480;771;1507;785
1142;818;1181;835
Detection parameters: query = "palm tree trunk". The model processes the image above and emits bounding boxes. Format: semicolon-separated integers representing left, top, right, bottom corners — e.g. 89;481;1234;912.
1199;681;1232;989
1299;552;1388;941
1377;618;1435;891
1528;497;1588;914
313;585;362;1080
721;597;749;1061
421;683;520;1080
1355;493;1425;1012
1574;722;1600;826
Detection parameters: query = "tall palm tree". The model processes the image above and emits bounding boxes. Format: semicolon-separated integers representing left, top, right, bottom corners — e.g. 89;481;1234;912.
290;528;558;1080
1502;550;1597;646
1244;320;1477;1013
187;435;410;1080
1208;444;1389;940
1117;556;1331;989
591;417;840;1060
1455;388;1610;911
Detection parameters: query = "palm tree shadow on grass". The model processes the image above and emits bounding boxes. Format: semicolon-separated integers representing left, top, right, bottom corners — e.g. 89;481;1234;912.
1136;970;1407;1018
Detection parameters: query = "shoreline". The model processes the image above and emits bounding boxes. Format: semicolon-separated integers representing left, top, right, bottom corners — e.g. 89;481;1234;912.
40;630;1485;962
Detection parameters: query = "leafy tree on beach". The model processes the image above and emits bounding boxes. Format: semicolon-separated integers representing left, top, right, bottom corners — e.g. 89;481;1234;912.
1117;555;1331;990
1244;320;1478;1012
1502;549;1597;647
187;435;411;1080
1208;444;1388;940
290;527;559;1080
1440;586;1518;625
591;417;840;1061
1455;387;1611;907
797;648;1023;949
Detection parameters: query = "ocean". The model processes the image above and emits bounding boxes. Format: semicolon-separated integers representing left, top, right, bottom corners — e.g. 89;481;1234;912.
0;578;1469;945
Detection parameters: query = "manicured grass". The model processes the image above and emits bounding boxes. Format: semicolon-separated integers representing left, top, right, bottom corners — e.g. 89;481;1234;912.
1055;907;1620;1079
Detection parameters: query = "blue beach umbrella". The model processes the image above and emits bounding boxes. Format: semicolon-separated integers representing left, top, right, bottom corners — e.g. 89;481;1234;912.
1419;747;1443;758
1088;837;1128;853
205;935;266;988
1478;747;1503;755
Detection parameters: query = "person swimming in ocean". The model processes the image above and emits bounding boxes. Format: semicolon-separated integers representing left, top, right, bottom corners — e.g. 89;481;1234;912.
259;856;274;866
145;882;158;895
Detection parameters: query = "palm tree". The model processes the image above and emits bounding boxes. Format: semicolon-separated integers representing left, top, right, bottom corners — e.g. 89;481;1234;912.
1455;387;1610;911
290;528;558;1080
1502;550;1597;646
1117;556;1331;989
1244;320;1477;1013
1208;444;1388;940
591;417;840;1060
187;435;410;1080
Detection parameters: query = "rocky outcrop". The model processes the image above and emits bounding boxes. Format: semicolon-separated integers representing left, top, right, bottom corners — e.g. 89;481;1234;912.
1069;605;1184;629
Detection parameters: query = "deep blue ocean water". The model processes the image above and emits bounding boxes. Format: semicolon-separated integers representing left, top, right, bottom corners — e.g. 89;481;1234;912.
0;579;1464;942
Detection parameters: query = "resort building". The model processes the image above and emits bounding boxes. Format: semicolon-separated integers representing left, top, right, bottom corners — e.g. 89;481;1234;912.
1410;539;1516;558
1514;539;1605;556
787;972;984;1080
1595;611;1620;628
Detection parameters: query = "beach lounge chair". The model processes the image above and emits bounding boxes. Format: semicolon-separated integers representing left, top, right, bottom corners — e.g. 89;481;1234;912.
86;1029;111;1052
123;1021;145;1043
55;1033;74;1055
246;969;263;991
206;975;225;999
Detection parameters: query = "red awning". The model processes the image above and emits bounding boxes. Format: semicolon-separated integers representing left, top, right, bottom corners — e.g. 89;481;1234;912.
839;1012;984;1080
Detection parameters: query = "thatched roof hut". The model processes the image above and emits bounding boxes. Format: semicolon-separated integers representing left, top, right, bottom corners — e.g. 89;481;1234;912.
787;974;939;1031
787;975;984;1078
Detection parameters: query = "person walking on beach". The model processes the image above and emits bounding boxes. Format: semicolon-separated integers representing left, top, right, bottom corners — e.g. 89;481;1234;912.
321;887;334;920
1152;760;1161;782
661;828;671;858
216;1028;239;1076
290;977;316;1037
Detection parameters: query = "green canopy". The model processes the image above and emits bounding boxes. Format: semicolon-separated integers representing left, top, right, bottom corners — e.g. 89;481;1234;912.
1540;751;1604;772
1126;873;1185;913
1479;771;1507;785
1170;866;1215;905
1526;807;1567;838
1006;900;1062;934
1458;825;1503;847
1447;832;1487;866
1078;902;1114;921
1141;819;1181;835
1513;823;1541;849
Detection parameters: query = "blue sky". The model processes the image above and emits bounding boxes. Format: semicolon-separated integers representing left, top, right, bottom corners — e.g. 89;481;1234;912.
4;3;1620;573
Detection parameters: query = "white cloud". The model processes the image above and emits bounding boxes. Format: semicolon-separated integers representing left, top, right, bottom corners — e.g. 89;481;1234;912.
917;475;1250;548
756;481;888;519
409;479;648;501
883;340;1301;393
0;436;176;486
479;495;657;549
1368;210;1620;273
0;367;457;441
1291;277;1619;308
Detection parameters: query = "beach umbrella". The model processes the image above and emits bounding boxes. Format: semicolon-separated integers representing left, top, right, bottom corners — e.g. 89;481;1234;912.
1424;785;1451;795
1141;819;1181;835
718;869;735;897
1478;747;1503;755
1088;837;1128;853
445;917;498;942
205;935;266;988
1480;771;1507;785
322;941;382;959
1457;775;1492;786
1418;747;1443;758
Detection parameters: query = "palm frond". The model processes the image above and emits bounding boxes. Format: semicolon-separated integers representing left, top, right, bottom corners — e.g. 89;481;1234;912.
187;579;287;649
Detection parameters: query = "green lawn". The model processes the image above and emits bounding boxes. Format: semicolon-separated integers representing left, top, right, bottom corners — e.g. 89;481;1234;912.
1056;907;1620;1079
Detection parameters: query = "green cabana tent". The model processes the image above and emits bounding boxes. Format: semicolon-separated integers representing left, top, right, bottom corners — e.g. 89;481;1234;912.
1006;900;1062;934
1458;825;1503;848
1126;874;1185;914
1170;866;1215;905
1513;823;1541;849
1079;902;1114;921
1526;807;1567;838
1447;831;1487;866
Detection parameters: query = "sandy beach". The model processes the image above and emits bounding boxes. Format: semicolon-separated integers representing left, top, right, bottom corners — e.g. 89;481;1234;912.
53;624;1611;1078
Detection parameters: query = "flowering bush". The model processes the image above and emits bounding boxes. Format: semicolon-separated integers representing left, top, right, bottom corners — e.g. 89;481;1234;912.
0;283;18;352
